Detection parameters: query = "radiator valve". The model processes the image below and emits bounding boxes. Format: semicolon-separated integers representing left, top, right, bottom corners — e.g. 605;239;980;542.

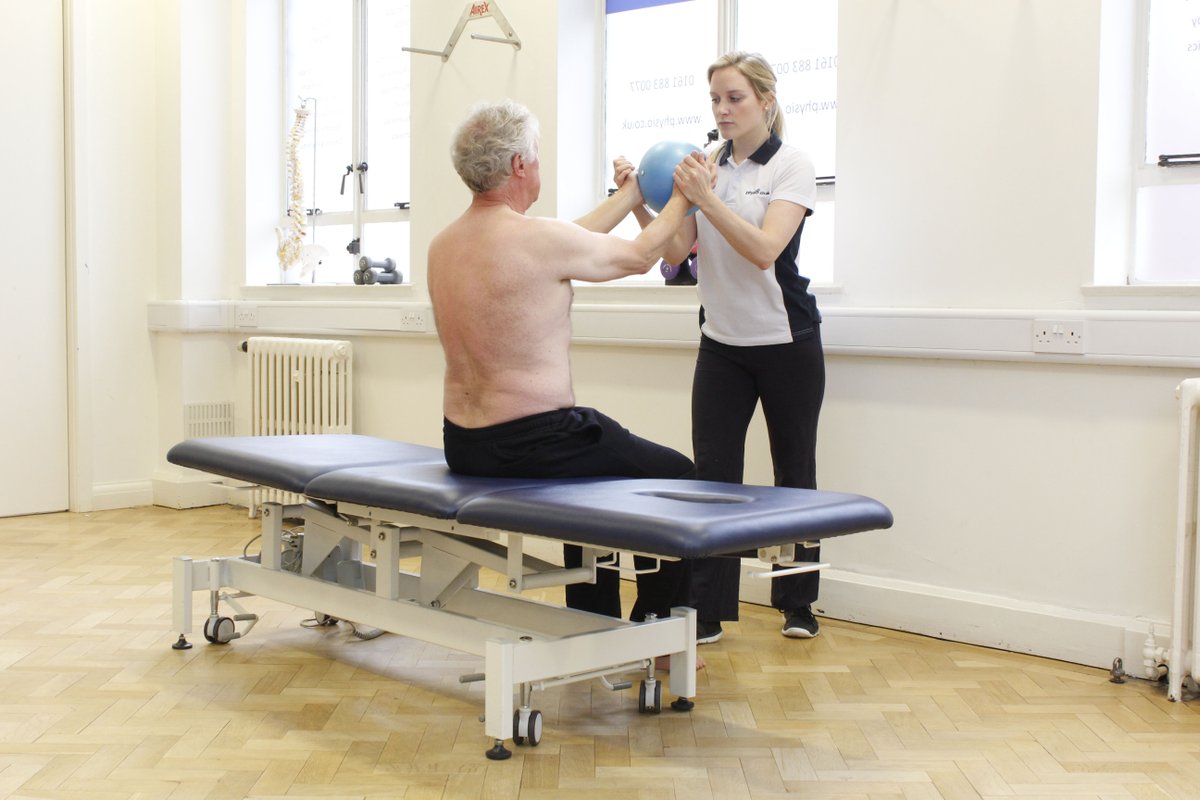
1143;628;1169;680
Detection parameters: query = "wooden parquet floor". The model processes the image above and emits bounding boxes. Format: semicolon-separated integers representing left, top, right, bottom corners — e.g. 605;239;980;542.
0;505;1198;799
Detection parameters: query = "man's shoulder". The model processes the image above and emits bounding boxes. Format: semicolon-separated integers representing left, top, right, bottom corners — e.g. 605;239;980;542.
452;205;563;234
509;214;584;248
430;212;471;245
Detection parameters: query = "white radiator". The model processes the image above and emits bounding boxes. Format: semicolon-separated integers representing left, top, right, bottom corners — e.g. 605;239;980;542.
247;336;353;435
245;336;353;512
1170;378;1200;701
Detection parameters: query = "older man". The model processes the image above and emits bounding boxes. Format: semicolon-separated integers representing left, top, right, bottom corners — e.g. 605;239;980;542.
428;100;693;621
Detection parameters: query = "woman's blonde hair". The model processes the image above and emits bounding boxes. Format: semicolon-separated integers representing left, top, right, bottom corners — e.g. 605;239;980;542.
708;51;785;141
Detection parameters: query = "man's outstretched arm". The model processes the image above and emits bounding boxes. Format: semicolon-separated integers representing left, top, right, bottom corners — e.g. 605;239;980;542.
573;175;643;234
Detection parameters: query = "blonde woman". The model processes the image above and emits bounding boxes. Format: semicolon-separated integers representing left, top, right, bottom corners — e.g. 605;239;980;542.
619;52;824;642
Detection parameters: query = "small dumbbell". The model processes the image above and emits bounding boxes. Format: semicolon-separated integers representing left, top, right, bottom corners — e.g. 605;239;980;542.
354;256;404;285
359;256;396;274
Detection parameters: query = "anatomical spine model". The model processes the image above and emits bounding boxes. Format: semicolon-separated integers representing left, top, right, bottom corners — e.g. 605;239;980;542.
276;102;328;281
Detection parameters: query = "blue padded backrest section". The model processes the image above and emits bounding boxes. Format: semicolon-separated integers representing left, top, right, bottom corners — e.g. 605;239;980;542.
304;463;598;520
166;435;446;494
455;479;894;559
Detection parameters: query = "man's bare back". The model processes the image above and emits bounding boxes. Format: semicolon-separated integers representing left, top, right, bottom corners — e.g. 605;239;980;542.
430;205;578;428
430;159;689;430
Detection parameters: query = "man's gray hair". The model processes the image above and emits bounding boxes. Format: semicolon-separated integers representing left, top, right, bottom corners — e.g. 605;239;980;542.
451;100;540;194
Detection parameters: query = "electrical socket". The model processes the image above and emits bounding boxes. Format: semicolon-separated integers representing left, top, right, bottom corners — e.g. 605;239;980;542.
397;308;427;332
1032;319;1085;354
235;304;258;327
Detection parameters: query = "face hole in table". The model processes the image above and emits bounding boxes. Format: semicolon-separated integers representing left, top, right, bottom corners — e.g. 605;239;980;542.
634;490;752;505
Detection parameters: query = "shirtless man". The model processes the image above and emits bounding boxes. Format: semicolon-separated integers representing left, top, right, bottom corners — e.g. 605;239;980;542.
428;100;694;622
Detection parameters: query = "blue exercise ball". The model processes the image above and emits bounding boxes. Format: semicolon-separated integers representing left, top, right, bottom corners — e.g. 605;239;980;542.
637;140;698;213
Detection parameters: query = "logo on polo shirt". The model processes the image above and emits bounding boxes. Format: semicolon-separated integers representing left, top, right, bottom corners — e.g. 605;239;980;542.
745;188;769;196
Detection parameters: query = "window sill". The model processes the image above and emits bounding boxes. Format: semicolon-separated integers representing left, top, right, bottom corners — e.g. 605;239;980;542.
148;298;1200;366
1082;283;1200;312
240;282;418;302
569;281;842;305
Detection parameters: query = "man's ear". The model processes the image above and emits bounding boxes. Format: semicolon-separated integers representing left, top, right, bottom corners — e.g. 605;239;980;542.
512;154;525;176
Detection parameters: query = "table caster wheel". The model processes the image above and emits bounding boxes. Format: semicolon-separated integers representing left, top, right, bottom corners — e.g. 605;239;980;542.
639;680;662;713
203;616;235;644
513;708;542;746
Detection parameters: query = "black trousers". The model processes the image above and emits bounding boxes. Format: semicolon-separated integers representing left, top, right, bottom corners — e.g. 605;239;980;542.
689;328;826;619
443;407;696;621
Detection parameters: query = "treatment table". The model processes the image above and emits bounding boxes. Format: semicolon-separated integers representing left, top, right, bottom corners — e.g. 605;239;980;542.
168;434;893;759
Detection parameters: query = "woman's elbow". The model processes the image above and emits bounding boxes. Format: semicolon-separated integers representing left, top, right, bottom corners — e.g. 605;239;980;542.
753;243;784;270
662;245;691;269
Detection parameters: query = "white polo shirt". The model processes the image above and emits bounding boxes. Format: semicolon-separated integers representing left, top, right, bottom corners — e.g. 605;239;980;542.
696;135;819;346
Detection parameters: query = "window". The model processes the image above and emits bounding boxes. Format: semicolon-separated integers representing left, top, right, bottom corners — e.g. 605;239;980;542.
280;0;411;285
1132;0;1200;284
602;0;717;265
736;0;837;179
736;0;837;282
603;0;838;284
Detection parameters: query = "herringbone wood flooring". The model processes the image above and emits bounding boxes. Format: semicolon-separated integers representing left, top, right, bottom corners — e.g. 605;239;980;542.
0;505;1198;799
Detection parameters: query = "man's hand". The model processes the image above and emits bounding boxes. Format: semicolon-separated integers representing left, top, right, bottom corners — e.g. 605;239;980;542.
613;155;636;189
612;156;644;207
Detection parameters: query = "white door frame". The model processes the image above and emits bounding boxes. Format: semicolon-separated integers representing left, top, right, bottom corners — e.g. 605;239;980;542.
64;0;94;512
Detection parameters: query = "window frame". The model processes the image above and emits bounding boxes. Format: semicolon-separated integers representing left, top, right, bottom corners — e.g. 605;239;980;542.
1128;0;1200;286
280;0;411;284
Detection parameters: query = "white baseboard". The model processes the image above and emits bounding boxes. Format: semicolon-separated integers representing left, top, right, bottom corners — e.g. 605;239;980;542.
91;479;156;510
740;563;1170;674
151;471;228;509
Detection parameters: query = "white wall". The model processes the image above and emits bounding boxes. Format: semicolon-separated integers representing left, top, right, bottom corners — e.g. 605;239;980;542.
835;0;1101;308
71;0;162;509
64;0;244;509
408;1;564;293
800;1;1191;666
63;0;1200;671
